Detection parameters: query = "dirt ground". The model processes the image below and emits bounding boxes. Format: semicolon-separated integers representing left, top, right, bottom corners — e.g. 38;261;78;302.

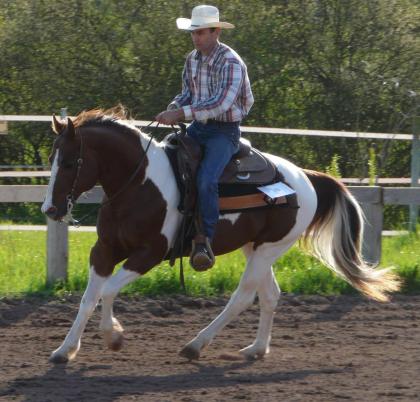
1;293;420;402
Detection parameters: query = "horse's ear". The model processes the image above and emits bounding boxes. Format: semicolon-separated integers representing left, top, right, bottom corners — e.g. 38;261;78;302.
52;114;65;134
66;117;76;139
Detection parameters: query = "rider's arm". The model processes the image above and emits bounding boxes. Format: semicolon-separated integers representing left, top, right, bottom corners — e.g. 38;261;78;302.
182;59;244;121
169;61;192;110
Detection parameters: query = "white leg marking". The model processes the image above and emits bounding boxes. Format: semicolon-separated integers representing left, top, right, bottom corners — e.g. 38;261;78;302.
240;267;280;359
99;268;139;350
49;267;107;363
239;242;294;359
41;150;59;213
180;246;272;360
180;242;294;360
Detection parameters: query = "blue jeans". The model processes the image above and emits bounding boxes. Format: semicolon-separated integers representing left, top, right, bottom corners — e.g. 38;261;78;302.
187;120;240;240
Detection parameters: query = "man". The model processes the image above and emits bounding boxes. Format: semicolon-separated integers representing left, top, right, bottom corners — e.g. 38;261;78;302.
156;5;254;270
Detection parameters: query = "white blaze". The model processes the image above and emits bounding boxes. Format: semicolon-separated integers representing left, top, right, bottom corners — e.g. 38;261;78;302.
41;149;59;213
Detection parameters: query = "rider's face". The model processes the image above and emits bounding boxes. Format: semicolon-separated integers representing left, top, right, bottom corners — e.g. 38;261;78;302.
191;28;220;55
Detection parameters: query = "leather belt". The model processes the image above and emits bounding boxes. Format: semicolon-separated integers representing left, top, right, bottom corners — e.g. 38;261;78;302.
205;119;240;126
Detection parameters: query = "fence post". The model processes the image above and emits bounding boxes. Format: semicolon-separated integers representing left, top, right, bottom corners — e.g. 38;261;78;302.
360;186;383;265
46;107;69;285
46;219;69;284
409;116;420;232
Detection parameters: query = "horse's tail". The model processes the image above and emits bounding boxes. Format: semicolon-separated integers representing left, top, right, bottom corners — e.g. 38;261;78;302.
302;170;400;302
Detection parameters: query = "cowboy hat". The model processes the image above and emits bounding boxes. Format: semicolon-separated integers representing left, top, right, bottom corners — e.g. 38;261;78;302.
176;5;234;31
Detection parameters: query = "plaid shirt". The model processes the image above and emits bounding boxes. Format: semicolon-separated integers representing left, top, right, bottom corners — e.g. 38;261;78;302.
170;42;254;123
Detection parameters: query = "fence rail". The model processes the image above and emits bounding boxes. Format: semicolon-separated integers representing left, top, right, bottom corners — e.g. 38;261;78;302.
0;115;414;140
0;185;419;283
1;171;420;184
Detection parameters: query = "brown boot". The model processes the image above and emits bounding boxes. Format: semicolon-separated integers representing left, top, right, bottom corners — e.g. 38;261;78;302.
190;234;215;271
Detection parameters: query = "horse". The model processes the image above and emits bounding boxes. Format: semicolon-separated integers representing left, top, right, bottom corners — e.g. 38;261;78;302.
41;107;399;363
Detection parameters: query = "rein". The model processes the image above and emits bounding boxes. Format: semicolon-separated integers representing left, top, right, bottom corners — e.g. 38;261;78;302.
66;120;160;226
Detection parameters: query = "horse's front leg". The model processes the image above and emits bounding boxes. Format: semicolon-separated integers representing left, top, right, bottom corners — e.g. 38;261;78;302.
98;244;164;351
49;266;108;363
99;268;139;351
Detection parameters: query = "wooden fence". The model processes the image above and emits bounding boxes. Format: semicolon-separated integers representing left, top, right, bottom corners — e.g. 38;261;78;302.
1;114;419;229
0;114;415;140
0;185;419;283
1;170;420;185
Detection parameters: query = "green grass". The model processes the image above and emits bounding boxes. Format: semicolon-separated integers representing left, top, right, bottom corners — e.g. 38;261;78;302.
0;230;47;294
0;229;419;297
382;233;420;294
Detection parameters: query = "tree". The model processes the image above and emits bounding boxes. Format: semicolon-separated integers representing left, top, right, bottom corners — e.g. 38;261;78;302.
0;0;418;179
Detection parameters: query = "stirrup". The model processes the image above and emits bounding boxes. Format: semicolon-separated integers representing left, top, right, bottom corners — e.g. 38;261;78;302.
190;235;215;271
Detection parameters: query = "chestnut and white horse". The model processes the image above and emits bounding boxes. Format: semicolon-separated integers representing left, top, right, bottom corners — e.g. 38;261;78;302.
41;107;399;363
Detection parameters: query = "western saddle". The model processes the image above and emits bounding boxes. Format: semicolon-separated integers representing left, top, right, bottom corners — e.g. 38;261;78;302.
163;124;296;264
163;123;287;213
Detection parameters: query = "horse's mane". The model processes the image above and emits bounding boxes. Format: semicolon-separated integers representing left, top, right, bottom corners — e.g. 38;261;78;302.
53;104;153;145
62;104;149;142
72;104;131;128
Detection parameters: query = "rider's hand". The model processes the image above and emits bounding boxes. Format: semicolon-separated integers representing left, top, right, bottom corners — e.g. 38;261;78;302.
155;109;185;125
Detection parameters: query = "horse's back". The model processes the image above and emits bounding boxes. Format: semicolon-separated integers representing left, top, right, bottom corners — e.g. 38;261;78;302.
263;152;318;240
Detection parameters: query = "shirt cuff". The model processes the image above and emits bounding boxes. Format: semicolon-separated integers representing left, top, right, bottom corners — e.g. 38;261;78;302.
182;105;194;121
167;102;179;111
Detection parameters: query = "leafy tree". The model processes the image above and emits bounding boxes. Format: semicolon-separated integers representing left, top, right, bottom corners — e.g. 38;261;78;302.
0;0;418;178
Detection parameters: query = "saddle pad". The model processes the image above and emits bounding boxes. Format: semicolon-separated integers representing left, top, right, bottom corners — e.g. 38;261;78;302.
219;192;287;210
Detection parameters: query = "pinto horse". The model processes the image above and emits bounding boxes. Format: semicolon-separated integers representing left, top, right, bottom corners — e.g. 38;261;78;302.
41;107;399;363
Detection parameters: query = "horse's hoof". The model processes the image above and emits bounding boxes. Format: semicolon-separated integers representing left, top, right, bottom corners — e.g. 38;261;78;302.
239;345;268;360
179;344;201;360
103;329;124;351
49;353;69;364
107;331;124;351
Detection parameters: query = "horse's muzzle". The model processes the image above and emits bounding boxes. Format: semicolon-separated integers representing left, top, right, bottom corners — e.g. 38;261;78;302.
44;205;59;220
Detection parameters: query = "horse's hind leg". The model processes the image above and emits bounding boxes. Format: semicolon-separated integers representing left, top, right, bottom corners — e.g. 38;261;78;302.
179;243;276;360
49;267;108;363
239;266;280;359
99;267;139;351
239;241;294;359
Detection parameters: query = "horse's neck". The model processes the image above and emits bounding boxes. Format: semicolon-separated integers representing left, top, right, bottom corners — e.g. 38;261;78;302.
85;128;145;195
87;127;178;205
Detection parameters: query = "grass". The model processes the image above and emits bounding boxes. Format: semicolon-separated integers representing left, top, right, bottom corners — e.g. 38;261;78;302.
0;228;419;297
381;232;420;294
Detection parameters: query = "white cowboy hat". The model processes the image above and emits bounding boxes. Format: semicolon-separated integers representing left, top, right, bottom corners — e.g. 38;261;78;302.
176;5;234;31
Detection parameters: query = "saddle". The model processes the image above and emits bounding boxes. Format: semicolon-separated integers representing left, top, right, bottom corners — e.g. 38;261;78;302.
163;124;297;266
163;124;286;213
220;137;277;184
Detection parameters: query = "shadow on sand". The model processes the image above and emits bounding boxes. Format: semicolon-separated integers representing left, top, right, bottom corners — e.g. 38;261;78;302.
0;297;52;328
1;360;350;402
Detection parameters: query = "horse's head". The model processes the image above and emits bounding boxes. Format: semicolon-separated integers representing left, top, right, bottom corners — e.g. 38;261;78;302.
41;115;98;221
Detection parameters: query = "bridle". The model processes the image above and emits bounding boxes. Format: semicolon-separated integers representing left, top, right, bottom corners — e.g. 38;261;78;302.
65;134;84;221
63;120;161;226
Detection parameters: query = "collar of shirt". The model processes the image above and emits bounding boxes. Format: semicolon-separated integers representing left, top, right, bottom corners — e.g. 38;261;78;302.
193;41;221;67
